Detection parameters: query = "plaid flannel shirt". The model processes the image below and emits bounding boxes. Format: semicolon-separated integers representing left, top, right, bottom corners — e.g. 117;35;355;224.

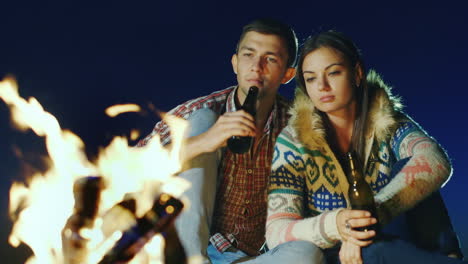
136;87;234;147
137;86;290;255
210;88;289;255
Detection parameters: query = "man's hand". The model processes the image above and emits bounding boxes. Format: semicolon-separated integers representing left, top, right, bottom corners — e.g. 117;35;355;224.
336;209;377;247
181;110;256;162
339;240;363;264
200;110;256;152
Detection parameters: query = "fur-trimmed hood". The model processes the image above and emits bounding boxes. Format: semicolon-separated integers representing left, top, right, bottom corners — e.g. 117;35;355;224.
288;70;404;157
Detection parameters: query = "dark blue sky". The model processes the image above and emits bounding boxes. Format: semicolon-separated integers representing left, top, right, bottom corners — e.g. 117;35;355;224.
1;1;467;261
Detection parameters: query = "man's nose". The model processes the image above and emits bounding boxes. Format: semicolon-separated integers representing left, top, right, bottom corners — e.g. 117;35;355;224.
251;57;264;72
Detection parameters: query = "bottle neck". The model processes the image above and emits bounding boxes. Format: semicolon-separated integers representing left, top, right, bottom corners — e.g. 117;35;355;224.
241;86;258;115
346;152;365;182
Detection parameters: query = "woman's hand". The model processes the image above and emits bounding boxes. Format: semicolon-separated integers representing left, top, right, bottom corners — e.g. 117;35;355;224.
339;240;363;264
336;209;377;247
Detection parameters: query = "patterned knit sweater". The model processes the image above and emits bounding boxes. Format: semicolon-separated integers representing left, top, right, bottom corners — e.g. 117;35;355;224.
265;70;452;249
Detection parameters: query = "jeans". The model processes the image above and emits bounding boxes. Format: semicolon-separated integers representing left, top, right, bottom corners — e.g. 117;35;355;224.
207;240;325;264
324;237;467;264
324;219;468;264
174;108;221;264
363;238;467;264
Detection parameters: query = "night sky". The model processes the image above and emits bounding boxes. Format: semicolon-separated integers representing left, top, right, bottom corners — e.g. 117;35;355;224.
1;1;467;262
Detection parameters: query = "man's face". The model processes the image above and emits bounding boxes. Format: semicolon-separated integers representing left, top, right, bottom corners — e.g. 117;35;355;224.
232;31;290;101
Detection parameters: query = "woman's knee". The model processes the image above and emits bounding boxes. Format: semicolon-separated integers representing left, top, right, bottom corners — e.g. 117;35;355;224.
269;241;325;264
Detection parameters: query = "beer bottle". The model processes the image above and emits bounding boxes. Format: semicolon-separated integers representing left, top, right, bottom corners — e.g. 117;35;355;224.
98;193;186;264
227;86;258;154
346;152;379;235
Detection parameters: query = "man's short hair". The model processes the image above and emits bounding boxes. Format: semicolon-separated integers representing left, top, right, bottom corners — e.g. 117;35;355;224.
237;18;298;68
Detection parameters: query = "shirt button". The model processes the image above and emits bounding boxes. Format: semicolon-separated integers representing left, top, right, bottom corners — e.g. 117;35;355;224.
245;199;250;204
247;169;253;174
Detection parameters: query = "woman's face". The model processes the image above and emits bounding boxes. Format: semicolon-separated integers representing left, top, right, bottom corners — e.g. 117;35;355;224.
302;46;358;116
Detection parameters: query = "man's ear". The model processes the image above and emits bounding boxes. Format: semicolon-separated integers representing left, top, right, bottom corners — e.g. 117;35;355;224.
231;54;238;74
281;67;296;84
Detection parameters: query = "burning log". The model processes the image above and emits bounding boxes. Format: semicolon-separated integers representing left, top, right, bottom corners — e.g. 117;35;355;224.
98;193;186;264
62;176;105;264
2;77;190;263
62;177;187;264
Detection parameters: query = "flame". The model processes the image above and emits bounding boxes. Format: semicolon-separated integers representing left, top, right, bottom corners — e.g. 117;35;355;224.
130;130;141;141
1;77;190;263
105;104;141;118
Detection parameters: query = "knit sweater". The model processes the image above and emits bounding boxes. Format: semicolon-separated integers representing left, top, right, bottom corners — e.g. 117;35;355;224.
265;70;452;249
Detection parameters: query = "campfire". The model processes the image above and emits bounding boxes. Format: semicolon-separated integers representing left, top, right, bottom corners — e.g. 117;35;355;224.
0;77;190;264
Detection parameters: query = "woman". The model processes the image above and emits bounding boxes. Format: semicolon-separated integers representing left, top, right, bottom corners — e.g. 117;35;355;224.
266;31;465;264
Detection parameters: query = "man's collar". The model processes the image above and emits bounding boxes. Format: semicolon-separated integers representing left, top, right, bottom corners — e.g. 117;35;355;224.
225;86;239;113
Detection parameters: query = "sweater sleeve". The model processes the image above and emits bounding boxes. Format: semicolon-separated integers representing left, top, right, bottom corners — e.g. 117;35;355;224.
266;129;343;249
374;118;452;223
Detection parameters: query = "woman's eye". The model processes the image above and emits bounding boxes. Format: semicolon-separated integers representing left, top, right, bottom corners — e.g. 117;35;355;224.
243;53;253;57
305;77;316;82
329;71;341;76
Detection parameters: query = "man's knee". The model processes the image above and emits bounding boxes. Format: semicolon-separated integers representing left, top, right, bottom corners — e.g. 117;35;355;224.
186;108;218;137
182;108;219;169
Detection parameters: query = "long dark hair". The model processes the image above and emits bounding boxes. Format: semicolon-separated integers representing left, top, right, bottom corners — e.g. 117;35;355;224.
296;31;369;163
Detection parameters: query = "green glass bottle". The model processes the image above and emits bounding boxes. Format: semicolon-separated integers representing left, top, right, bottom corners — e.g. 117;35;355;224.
347;152;379;235
62;176;104;264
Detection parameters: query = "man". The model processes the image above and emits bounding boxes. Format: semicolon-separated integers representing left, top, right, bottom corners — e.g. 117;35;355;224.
137;18;324;263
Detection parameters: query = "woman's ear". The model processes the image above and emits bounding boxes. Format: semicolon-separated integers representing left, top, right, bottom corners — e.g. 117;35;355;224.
281;67;296;84
355;63;364;86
